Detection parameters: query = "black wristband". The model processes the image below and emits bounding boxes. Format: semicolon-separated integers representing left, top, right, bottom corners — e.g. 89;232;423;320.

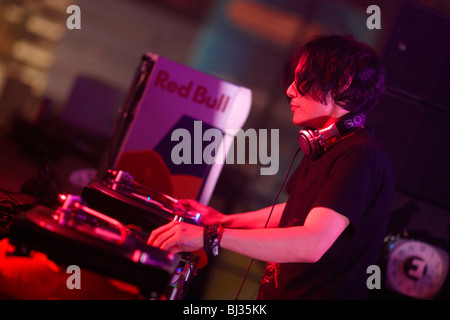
203;225;223;256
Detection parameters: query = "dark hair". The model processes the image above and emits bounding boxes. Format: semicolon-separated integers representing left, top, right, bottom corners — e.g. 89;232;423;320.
282;35;385;114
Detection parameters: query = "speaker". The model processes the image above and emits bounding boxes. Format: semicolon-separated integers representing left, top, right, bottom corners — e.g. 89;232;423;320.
368;92;450;211
369;3;450;210
382;3;450;111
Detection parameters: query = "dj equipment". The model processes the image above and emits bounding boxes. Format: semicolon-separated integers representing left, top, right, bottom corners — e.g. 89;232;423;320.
80;169;204;298
298;112;367;160
7;189;198;299
378;232;449;300
81;169;201;234
0;188;34;239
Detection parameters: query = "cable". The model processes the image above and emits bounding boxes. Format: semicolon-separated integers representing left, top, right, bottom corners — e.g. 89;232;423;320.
234;147;301;300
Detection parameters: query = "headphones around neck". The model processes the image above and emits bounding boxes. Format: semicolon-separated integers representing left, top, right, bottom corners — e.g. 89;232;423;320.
298;112;367;160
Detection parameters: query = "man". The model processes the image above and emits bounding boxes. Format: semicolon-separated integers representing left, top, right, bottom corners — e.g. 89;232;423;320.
148;35;394;300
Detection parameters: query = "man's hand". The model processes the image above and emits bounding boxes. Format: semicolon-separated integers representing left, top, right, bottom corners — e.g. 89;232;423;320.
180;199;226;226
147;220;204;254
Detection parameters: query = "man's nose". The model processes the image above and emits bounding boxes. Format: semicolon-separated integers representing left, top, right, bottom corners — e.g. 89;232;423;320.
286;82;297;98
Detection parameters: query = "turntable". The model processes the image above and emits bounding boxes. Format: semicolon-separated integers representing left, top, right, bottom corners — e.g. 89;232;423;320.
81;169;202;234
7;193;192;299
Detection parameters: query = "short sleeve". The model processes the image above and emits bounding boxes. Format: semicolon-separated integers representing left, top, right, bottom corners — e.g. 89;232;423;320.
312;145;378;230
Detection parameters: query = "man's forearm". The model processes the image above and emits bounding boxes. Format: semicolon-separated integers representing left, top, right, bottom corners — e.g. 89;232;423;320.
221;203;286;229
220;226;320;263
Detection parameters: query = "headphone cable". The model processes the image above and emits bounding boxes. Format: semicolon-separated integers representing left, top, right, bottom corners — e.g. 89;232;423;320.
234;147;301;300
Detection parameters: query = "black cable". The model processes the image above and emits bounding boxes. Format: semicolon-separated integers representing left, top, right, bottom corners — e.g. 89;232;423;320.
234;147;301;300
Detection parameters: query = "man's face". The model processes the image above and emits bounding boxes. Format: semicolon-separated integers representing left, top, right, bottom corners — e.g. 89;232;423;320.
286;61;335;129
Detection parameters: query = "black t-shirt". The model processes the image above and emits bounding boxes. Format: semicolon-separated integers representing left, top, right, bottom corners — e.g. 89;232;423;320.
257;128;394;300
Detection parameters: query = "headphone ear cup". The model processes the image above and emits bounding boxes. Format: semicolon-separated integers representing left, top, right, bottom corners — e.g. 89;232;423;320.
298;113;366;160
299;129;322;160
